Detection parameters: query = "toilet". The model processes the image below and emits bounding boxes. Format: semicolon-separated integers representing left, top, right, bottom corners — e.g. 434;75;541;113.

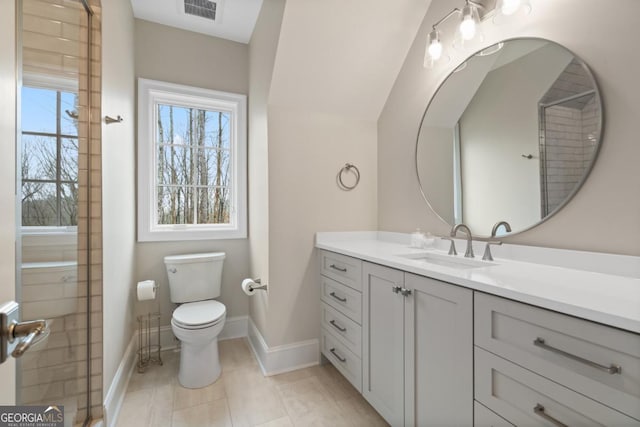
164;252;227;388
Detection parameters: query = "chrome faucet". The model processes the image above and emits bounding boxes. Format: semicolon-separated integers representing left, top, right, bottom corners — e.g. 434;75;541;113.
491;221;512;237
483;221;512;261
451;223;474;258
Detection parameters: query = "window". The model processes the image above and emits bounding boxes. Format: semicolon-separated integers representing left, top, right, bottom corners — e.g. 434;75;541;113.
21;86;79;230
137;79;247;241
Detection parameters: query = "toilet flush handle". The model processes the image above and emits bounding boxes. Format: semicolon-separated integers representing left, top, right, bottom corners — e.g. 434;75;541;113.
168;268;177;274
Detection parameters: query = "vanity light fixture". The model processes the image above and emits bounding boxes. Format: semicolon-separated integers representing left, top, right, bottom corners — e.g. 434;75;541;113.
424;0;484;68
424;28;443;67
424;0;532;68
458;1;482;42
496;0;531;16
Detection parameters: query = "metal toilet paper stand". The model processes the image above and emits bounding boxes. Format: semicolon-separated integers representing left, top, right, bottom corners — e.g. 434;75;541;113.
136;311;163;373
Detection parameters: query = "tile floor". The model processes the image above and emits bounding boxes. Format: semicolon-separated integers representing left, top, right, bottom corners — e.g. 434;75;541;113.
115;338;388;427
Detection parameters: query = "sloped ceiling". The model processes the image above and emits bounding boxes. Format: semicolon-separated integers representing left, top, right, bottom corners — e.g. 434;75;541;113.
268;0;433;121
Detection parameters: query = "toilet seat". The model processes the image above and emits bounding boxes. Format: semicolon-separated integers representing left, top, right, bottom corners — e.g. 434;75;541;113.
172;300;226;330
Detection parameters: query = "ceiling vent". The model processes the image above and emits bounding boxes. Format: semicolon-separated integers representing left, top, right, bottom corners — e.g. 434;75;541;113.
183;0;218;21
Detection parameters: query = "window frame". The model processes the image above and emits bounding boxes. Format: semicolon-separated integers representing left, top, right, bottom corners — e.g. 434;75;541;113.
137;78;247;242
20;73;80;235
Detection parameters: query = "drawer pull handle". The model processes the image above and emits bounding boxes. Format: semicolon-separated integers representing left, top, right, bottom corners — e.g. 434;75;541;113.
329;347;347;362
533;404;568;427
329;264;347;272
329;320;347;332
534;338;622;375
329;292;347;303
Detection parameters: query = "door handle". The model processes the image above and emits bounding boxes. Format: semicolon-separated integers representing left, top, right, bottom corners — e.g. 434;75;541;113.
1;301;48;363
10;319;47;358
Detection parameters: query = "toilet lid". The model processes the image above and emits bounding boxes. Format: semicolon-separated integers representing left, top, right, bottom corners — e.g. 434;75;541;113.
173;300;226;327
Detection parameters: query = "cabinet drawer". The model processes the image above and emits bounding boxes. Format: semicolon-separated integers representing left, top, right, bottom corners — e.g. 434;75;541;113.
321;302;361;357
475;347;639;426
319;250;362;291
321;276;362;323
475;292;640;419
321;329;362;393
474;401;514;427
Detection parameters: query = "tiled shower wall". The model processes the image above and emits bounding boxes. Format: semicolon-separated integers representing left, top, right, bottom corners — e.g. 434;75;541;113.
542;96;599;214
19;0;102;424
581;96;599;169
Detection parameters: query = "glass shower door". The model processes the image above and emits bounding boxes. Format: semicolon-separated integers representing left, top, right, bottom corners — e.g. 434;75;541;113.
16;1;95;425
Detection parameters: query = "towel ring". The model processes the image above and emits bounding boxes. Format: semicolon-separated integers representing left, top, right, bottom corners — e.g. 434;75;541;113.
337;163;360;191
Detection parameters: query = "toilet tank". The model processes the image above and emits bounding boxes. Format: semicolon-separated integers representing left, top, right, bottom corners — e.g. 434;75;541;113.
164;252;225;303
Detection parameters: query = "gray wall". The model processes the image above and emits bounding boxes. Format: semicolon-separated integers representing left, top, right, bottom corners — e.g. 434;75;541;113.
134;19;251;326
102;0;136;398
378;0;640;255
266;106;378;346
247;0;285;341
416;126;454;224
247;2;379;347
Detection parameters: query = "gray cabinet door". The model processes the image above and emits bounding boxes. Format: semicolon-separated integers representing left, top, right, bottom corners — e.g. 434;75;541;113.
404;273;473;427
362;262;405;427
475;347;640;427
474;401;515;427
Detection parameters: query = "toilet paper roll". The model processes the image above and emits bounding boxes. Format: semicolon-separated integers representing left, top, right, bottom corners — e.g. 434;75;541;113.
137;280;157;301
242;278;257;296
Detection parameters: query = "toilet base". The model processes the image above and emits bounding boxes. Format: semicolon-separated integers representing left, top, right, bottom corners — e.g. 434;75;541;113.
178;337;221;388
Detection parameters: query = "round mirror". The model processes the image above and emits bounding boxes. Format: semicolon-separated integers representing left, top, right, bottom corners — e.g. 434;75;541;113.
416;38;603;237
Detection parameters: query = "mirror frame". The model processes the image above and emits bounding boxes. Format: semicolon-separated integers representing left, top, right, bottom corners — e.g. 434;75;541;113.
415;37;605;238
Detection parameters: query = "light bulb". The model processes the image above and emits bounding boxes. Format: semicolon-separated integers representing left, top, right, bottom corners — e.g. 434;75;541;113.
428;40;443;60
501;0;521;15
458;3;480;42
427;29;443;60
459;15;476;40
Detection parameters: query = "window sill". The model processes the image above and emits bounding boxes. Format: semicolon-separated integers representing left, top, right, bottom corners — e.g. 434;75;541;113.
137;226;247;242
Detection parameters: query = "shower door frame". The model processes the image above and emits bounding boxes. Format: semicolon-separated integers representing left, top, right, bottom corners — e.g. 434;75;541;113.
14;1;100;425
538;89;597;217
0;0;17;406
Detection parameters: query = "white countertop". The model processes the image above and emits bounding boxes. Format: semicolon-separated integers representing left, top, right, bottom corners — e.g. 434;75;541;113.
316;232;640;334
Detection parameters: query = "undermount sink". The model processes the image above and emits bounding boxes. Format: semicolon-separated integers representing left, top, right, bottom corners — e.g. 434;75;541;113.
397;251;496;269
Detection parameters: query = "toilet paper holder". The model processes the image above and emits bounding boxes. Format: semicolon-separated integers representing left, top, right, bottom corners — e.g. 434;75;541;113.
248;278;267;292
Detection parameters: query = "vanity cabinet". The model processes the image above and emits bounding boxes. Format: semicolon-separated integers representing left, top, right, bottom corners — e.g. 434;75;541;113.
403;272;473;426
474;402;515;427
361;261;473;427
319;251;363;392
474;292;640;425
362;262;405;426
318;248;640;427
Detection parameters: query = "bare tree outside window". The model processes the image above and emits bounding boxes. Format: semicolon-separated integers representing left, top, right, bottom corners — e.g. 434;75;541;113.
21;87;78;227
156;104;231;225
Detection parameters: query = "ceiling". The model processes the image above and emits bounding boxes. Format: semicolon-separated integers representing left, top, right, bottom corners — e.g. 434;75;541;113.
269;0;433;121
130;0;263;44
130;0;433;121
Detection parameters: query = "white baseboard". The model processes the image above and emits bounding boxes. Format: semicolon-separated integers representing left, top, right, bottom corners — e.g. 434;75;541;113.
247;318;320;376
104;316;248;426
219;315;249;340
103;333;136;427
